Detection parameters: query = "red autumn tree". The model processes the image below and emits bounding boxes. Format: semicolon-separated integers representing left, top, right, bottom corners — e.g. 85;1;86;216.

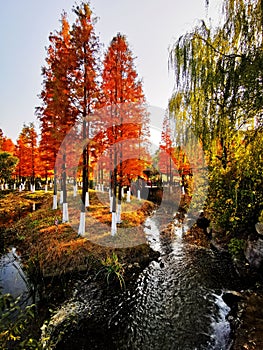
100;33;150;234
0;129;15;155
159;113;175;184
37;12;78;216
15;123;39;188
1;138;15;155
70;3;100;235
37;3;100;231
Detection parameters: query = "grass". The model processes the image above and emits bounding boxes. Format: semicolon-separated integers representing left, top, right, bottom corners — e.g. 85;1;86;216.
61;189;155;248
97;252;126;289
0;190;50;229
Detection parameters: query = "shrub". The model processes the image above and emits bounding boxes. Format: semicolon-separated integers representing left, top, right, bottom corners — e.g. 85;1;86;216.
228;238;246;260
0;293;40;349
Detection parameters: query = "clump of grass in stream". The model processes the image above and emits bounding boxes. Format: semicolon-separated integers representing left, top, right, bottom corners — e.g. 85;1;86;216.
97;252;126;290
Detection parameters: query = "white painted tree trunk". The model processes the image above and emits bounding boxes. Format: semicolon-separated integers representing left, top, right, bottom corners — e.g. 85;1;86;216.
52;194;58;210
13;183;16;190
137;189;141;201
31;184;35;193
101;184;104;192
126;189;131;202
111;212;117;236
78;211;86;236
85;191;90;207
121;187;124;198
60;190;63;204
110;196;113;212
73;185;77;197
116;204;122;224
5;183;8;190
62;203;69;223
45;184;48;193
32;203;35;211
1;184;4;190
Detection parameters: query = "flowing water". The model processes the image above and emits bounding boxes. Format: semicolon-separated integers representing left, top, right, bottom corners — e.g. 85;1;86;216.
56;213;242;350
110;217;240;350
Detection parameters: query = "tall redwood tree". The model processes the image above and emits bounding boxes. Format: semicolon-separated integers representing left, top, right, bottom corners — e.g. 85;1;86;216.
15;123;39;189
71;3;100;235
101;33;149;235
37;13;78;216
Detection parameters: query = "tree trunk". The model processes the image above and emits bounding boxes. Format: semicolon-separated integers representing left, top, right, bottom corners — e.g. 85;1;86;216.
52;169;58;210
126;188;131;202
62;152;69;223
73;177;77;197
111;146;117;236
78;115;87;236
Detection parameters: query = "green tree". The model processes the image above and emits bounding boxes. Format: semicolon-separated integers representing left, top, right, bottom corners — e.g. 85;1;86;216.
169;0;262;158
0;152;18;184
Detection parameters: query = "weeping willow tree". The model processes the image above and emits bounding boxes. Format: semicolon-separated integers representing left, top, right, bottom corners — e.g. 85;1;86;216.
169;0;262;158
169;0;263;235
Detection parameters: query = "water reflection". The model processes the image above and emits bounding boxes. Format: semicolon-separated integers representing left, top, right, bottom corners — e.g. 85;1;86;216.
0;248;33;306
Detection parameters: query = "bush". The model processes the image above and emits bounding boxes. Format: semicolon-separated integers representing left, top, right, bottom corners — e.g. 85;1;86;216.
228;238;246;260
0;293;39;349
206;132;263;237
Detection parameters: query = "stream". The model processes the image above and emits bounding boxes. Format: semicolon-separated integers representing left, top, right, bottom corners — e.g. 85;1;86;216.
53;213;242;350
0;247;33;303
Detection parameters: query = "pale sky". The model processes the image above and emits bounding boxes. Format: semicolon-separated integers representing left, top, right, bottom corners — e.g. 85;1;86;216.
0;0;222;142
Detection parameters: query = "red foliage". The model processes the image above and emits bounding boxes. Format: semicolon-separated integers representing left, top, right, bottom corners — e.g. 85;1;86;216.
14;123;40;180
